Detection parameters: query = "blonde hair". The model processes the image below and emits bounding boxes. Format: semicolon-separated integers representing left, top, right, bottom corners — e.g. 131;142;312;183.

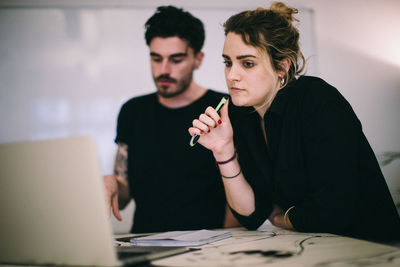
223;1;306;87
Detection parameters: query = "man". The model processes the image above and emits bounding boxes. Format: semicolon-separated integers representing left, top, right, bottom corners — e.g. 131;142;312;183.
104;6;238;233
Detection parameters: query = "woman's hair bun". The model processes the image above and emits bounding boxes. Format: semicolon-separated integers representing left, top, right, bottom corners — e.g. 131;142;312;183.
270;1;299;23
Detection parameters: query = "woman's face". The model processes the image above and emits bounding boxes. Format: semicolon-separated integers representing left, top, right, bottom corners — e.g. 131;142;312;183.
223;32;282;115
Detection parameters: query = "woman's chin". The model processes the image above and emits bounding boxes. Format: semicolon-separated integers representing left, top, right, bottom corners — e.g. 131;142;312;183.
230;96;249;107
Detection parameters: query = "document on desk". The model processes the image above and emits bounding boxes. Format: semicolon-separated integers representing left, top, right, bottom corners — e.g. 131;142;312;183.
130;230;232;247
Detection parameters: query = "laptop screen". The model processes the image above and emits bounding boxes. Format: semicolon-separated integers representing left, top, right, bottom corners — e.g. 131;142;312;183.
0;136;118;266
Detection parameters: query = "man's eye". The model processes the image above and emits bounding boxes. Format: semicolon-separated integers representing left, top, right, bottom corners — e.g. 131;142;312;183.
171;59;183;63
152;57;162;63
223;61;232;67
243;61;254;68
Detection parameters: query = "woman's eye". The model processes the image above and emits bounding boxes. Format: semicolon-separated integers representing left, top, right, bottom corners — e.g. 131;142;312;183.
243;61;254;68
223;61;232;67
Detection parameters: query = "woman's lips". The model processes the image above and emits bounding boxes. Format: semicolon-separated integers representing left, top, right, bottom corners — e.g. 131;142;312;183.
230;87;245;92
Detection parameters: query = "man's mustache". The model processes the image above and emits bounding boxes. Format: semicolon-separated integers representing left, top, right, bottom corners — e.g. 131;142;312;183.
156;75;177;83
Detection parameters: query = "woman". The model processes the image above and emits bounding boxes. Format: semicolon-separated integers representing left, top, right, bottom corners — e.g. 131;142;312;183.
188;2;400;242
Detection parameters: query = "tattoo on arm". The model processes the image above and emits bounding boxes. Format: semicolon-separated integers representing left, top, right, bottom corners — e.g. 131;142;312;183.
114;143;128;181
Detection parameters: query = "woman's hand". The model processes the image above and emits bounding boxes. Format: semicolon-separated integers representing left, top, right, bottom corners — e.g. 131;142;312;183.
188;99;235;156
268;204;294;230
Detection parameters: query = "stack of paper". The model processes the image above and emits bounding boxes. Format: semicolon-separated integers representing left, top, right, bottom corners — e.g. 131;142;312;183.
130;230;232;247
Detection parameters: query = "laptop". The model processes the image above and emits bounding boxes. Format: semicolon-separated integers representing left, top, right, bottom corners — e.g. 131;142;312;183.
0;136;188;266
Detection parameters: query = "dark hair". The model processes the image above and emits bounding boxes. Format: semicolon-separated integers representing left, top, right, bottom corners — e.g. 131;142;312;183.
145;6;205;54
223;2;305;86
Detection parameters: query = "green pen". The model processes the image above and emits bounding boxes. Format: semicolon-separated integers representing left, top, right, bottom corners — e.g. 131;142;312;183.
190;96;228;147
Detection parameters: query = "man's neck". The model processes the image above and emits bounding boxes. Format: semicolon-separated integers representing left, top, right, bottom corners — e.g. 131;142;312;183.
157;81;207;109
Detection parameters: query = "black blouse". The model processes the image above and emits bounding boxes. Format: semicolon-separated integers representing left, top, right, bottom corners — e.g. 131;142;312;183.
228;76;400;242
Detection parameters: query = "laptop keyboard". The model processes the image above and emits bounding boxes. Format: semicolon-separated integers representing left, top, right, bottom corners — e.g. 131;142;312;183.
116;247;150;260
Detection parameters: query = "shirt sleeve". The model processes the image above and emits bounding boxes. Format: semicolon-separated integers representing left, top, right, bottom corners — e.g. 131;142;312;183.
229;206;269;230
115;102;132;145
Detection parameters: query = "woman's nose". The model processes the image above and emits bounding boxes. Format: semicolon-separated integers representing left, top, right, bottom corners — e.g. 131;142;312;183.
226;64;240;82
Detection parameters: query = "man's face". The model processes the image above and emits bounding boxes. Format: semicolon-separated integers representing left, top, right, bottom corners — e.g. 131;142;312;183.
149;37;200;98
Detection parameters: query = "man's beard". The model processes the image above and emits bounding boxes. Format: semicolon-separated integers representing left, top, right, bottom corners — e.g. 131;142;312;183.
154;73;192;98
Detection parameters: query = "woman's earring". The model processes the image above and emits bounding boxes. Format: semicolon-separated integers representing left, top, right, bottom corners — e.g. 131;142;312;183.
280;77;285;86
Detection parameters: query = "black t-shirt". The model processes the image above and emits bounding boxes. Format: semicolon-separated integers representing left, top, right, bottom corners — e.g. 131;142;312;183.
115;90;227;233
229;76;400;242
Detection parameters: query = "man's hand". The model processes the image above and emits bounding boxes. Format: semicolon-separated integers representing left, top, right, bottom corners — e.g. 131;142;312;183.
103;174;123;221
105;142;131;221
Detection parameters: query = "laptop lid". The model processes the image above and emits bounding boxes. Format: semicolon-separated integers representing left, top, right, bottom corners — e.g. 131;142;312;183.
0;136;187;266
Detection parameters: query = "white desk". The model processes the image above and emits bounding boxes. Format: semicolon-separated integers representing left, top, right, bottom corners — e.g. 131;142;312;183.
150;223;400;267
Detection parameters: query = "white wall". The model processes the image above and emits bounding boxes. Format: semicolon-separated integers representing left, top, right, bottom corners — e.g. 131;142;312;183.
0;0;399;233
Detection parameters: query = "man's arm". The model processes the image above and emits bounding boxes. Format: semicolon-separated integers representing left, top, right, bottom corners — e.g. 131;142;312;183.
103;142;131;221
